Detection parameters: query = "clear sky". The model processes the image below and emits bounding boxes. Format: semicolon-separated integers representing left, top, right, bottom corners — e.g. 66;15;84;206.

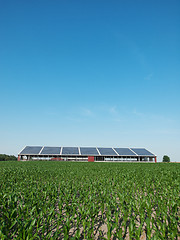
0;0;179;162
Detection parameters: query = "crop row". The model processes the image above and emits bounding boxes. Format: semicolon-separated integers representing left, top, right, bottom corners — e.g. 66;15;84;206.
0;162;179;239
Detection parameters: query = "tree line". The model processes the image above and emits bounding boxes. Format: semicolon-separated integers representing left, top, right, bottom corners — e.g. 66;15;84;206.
0;154;17;161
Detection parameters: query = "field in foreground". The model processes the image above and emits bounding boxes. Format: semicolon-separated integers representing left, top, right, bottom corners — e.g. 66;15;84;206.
0;162;179;239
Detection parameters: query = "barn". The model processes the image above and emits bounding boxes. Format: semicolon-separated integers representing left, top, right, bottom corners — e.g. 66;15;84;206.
18;146;157;162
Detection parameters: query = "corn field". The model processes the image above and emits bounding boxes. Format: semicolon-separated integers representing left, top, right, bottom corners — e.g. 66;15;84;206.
0;161;179;239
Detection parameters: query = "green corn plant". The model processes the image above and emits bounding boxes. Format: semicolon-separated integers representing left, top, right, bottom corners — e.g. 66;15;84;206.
0;161;179;239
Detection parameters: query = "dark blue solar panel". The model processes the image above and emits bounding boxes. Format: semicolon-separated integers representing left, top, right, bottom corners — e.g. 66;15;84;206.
19;146;155;157
40;147;61;155
98;148;117;156
62;147;79;155
131;148;155;156
114;148;136;156
20;146;42;155
80;147;99;155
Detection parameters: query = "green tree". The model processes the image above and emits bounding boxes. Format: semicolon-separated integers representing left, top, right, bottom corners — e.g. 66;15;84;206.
0;154;17;161
162;155;170;162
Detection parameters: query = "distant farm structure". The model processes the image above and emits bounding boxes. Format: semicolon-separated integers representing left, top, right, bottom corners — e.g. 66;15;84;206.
18;146;157;162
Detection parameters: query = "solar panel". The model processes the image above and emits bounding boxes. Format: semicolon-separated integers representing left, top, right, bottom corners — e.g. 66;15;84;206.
80;147;99;155
98;148;117;156
114;148;136;156
19;146;42;155
62;147;79;155
131;148;155;156
40;147;61;155
19;146;155;157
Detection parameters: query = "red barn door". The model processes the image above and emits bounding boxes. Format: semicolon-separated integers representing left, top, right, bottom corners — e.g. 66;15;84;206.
88;156;94;162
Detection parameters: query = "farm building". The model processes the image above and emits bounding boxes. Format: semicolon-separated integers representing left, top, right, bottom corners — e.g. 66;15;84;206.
18;146;157;162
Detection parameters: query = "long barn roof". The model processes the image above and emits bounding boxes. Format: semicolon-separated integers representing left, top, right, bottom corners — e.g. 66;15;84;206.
19;146;156;157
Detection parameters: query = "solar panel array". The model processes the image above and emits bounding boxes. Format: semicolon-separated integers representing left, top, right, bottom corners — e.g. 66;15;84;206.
131;148;155;156
62;147;79;155
98;148;116;156
40;147;60;155
80;147;99;156
19;146;155;156
20;146;42;155
114;148;136;156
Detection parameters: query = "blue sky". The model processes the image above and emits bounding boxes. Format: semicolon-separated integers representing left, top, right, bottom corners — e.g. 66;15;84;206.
0;0;179;162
